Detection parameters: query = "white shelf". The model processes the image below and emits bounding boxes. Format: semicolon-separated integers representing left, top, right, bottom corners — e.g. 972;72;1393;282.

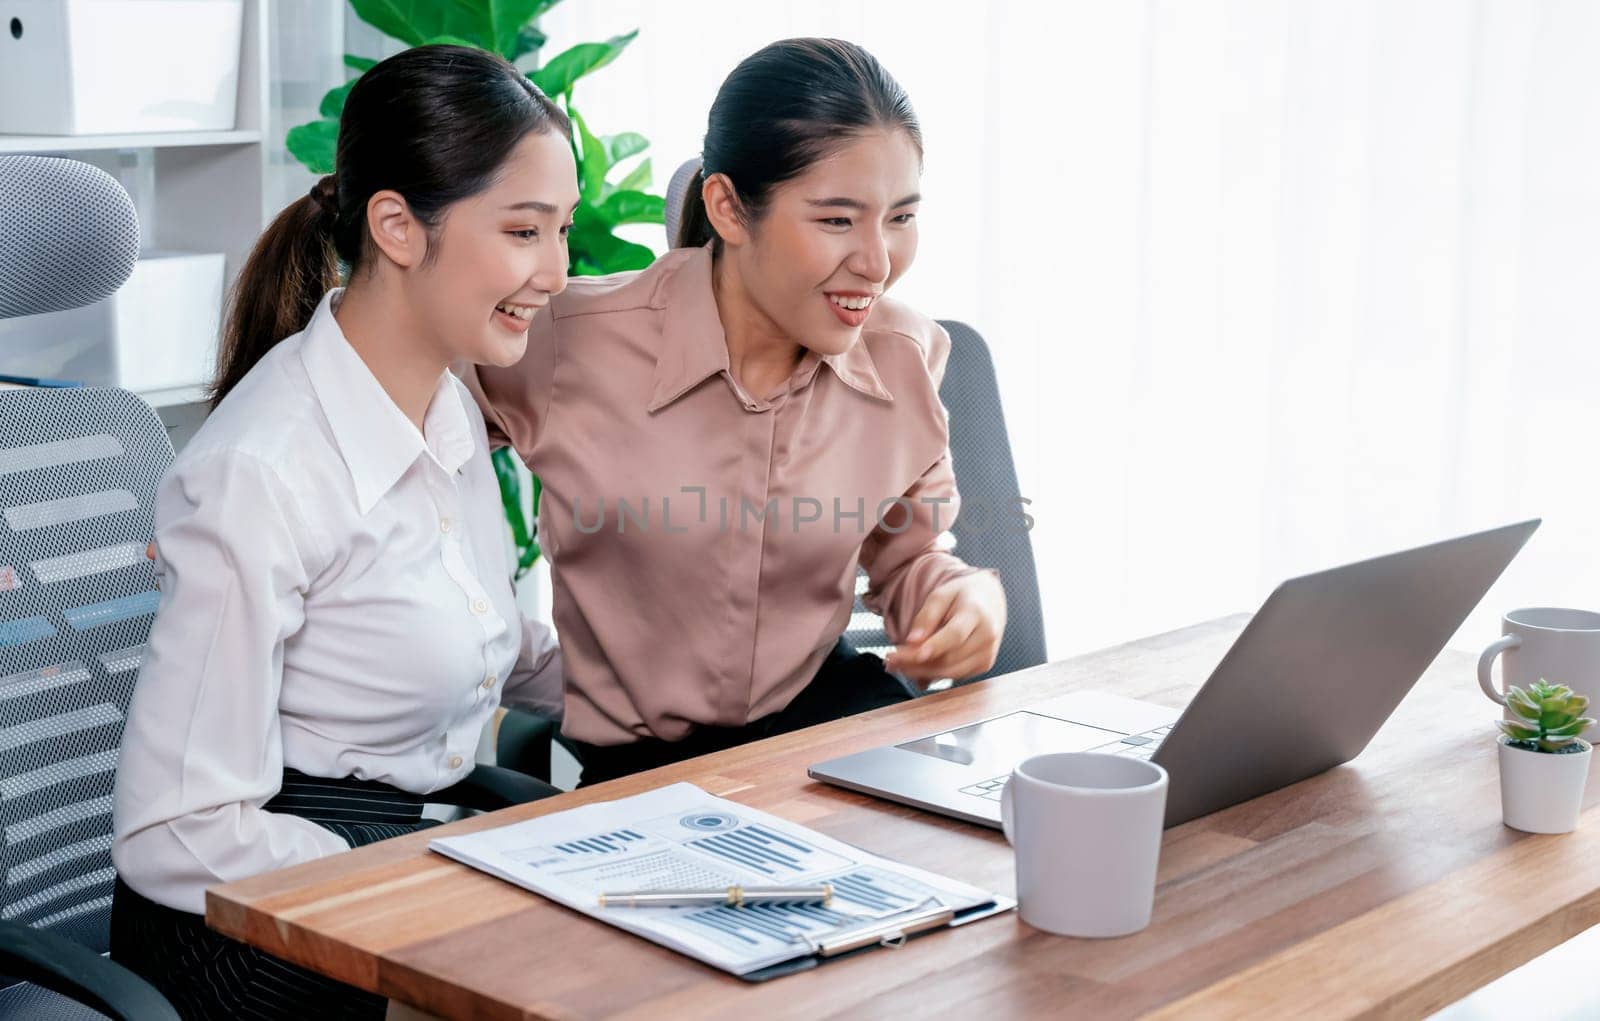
137;383;211;409
0;129;263;155
1;0;273;417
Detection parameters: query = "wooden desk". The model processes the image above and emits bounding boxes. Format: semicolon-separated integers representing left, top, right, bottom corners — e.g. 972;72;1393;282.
208;616;1600;1020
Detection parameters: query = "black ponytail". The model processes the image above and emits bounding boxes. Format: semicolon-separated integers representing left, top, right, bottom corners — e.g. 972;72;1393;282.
212;45;571;407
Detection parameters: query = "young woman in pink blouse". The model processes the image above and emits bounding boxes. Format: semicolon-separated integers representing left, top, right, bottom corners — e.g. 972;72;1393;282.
471;38;1007;785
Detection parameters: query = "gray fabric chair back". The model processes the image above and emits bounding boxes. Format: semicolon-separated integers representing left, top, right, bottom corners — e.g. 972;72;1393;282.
0;387;169;962
662;157;701;249
841;321;1046;680
660;158;1046;681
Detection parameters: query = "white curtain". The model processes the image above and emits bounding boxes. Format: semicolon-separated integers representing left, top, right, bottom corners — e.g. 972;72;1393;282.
280;0;1600;660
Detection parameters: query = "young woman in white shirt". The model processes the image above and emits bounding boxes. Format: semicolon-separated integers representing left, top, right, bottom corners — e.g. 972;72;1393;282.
108;45;579;1018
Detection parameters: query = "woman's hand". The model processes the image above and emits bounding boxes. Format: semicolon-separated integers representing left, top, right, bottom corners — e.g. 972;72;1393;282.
884;571;1006;687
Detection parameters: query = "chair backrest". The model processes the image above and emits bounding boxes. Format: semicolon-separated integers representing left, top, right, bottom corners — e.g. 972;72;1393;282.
661;158;1047;681
0;387;170;958
662;157;701;249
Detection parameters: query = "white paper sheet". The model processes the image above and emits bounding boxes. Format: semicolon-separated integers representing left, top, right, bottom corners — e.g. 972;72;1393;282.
428;782;1008;976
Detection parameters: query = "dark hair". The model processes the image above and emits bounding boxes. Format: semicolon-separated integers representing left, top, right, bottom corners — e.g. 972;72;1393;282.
676;38;922;251
211;45;571;406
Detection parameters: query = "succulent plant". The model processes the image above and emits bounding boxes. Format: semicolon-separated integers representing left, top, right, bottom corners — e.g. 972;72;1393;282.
1497;680;1596;754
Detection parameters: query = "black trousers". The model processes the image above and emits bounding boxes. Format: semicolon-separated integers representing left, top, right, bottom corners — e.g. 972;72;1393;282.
569;638;916;787
110;770;441;1020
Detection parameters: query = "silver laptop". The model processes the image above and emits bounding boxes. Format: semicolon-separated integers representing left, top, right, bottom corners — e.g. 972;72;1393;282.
810;520;1540;828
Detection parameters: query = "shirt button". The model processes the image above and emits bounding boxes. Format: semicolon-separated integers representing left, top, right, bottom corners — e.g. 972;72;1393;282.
471;598;489;615
440;517;453;533
482;674;497;690
448;755;463;769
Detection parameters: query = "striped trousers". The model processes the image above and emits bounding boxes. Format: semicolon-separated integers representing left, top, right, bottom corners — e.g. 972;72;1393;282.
110;769;441;1020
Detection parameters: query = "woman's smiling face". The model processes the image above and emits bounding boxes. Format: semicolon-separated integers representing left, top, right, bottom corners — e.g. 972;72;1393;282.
411;129;580;369
722;128;923;356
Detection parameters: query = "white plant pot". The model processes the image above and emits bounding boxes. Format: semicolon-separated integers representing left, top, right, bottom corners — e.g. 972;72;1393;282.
1498;737;1592;834
0;0;245;136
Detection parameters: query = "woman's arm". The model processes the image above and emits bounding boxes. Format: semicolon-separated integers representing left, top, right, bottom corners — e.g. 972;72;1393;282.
858;450;1006;685
858;319;1006;685
111;452;348;915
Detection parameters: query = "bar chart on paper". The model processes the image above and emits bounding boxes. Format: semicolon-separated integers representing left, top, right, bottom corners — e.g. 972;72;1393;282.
685;823;849;876
428;783;1011;976
551;829;648;857
676;870;933;952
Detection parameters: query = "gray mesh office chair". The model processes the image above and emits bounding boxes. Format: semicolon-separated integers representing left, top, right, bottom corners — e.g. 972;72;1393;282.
0;386;179;1020
0;162;557;1021
664;159;1047;680
0;387;556;1020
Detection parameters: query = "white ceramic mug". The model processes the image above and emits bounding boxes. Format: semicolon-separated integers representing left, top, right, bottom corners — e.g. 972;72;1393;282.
1000;752;1167;938
1478;608;1600;710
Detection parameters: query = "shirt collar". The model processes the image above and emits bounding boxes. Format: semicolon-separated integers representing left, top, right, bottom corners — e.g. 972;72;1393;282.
820;337;893;402
648;242;894;412
300;289;477;514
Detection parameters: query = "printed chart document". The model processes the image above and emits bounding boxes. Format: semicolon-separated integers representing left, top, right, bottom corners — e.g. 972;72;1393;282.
429;782;1011;977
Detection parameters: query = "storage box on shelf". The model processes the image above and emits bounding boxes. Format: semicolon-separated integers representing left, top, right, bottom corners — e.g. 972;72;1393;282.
0;0;246;136
0;0;271;436
0;250;225;396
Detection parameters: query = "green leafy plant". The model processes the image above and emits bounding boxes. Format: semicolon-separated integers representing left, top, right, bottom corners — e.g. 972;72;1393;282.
285;0;665;578
1498;680;1596;754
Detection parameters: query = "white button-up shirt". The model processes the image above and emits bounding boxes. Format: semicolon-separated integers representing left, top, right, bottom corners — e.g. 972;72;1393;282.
112;290;561;913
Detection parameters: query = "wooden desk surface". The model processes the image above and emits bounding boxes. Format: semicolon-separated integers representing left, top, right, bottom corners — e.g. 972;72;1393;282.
208;616;1600;1020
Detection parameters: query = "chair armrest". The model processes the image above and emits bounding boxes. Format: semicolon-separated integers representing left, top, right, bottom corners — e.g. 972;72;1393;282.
496;707;558;782
430;763;562;812
0;918;179;1021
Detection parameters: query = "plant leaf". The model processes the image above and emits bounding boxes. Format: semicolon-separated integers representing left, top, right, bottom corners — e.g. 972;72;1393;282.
348;0;554;55
486;0;559;58
613;156;653;195
1498;720;1540;741
595;189;665;226
510;24;547;61
1542;710;1577;731
529;31;638;98
318;78;359;120
346;0;433;47
286;119;339;175
1532;680;1570;700
1508;689;1542;722
420;33;485;49
344;54;378;72
493;447;529;545
604;132;649;164
569;107;609;201
569;219;657;275
492;447;540;575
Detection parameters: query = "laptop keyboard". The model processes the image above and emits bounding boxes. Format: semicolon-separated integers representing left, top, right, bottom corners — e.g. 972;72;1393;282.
959;724;1174;802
